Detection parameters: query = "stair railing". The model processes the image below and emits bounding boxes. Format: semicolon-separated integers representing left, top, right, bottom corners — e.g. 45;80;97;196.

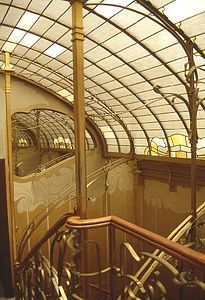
15;213;205;299
16;157;131;266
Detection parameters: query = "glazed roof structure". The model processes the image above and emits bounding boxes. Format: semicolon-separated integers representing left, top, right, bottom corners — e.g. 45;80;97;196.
1;0;205;157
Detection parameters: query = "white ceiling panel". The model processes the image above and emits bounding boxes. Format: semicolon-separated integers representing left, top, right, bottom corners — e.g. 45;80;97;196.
0;0;205;156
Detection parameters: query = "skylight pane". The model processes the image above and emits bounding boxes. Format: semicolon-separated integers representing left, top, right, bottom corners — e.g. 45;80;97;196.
20;33;39;47
2;42;17;52
66;95;74;102
8;28;25;43
17;11;39;30
58;89;71;97
165;0;205;23
95;4;120;18
94;0;132;18
1;62;14;69
44;43;66;58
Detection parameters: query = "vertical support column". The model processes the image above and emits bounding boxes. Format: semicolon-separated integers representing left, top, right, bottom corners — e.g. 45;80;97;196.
134;161;143;247
36;110;41;153
13;126;17;173
186;43;198;223
3;51;16;292
109;225;116;299
71;2;89;298
190;89;197;222
71;0;87;218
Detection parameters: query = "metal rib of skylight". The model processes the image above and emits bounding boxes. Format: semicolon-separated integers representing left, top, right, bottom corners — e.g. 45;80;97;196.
12;109;96;151
0;2;71;83
83;4;187;154
1;0;205;156
83;0;205;155
0;1;139;154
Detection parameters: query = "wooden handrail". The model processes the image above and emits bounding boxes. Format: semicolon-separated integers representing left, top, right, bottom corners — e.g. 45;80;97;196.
17;212;73;270
66;215;205;272
16;213;205;274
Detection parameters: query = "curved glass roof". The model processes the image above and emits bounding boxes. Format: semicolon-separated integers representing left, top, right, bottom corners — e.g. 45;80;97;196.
12;109;95;150
1;0;205;157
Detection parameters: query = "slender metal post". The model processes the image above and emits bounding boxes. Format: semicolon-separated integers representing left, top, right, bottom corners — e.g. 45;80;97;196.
70;1;89;298
186;43;198;223
13;125;17;172
109;225;116;299
71;0;87;218
190;91;197;222
3;51;16;291
36;110;41;153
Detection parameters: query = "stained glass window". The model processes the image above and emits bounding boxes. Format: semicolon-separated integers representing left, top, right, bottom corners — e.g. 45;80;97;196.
145;134;205;159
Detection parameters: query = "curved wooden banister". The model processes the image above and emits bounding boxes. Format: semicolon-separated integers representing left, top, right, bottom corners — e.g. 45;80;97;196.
17;212;73;270
66;215;205;272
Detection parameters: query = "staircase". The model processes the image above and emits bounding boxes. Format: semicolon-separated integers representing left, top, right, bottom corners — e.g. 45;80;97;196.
11;157;205;299
14;213;205;299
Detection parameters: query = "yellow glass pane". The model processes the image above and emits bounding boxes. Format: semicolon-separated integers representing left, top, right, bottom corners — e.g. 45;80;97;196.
176;151;187;158
151;150;159;156
197;137;205;150
150;141;158;150
171;134;187;146
144;147;150;155
168;136;173;147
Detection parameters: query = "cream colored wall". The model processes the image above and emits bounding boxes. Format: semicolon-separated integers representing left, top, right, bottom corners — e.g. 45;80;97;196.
15;147;61;175
138;177;205;237
11;76;72;115
0;74;73;158
14;150;106;255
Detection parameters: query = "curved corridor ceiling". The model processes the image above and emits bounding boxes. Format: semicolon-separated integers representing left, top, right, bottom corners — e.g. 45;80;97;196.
12;109;95;150
1;0;205;157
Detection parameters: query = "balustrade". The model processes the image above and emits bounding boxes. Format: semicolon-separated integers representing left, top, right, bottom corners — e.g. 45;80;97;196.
15;214;205;299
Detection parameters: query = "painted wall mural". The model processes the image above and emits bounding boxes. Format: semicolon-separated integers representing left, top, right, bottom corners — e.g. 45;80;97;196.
14;160;75;213
107;163;133;195
143;179;205;214
14;151;134;213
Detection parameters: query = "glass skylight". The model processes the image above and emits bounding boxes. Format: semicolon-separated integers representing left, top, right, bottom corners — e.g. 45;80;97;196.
2;42;16;53
44;44;66;58
94;1;122;18
1;0;205;156
164;0;205;23
57;89;74;102
1;62;14;69
8;29;25;43
20;33;39;47
58;89;71;97
94;0;132;18
17;11;39;30
66;95;74;102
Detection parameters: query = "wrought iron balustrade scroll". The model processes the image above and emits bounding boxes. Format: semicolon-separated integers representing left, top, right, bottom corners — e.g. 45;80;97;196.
15;213;205;299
